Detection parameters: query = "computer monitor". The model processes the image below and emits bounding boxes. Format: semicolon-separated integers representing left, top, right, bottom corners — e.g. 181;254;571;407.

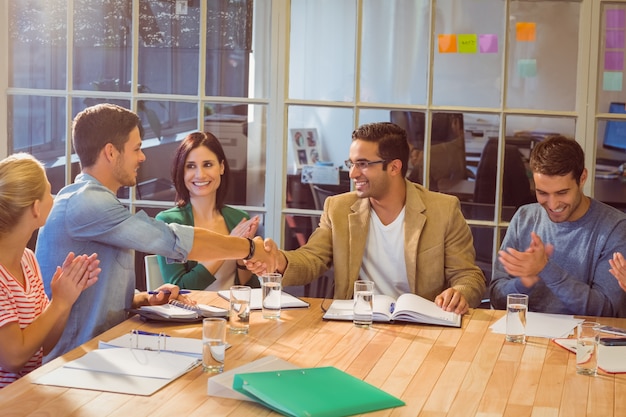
603;102;626;152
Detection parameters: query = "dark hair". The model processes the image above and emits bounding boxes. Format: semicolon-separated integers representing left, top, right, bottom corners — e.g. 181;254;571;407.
72;103;142;168
351;122;410;176
171;131;230;209
529;135;585;184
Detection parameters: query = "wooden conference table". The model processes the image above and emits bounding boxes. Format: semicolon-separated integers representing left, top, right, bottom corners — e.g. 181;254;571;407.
1;291;625;417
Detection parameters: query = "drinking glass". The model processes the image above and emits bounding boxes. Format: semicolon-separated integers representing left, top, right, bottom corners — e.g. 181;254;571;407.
228;285;251;334
576;321;600;376
506;293;528;343
202;318;226;373
353;281;374;328
259;273;283;319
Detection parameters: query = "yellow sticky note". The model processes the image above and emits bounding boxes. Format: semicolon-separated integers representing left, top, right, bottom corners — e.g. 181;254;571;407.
458;34;478;53
438;34;457;53
516;22;536;42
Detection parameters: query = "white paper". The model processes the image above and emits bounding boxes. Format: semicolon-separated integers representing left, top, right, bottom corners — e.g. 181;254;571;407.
490;312;583;338
99;334;203;360
34;348;200;396
207;356;299;401
218;288;309;310
301;165;340;185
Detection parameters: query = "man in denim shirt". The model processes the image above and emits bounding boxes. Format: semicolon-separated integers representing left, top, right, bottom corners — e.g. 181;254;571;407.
35;104;273;361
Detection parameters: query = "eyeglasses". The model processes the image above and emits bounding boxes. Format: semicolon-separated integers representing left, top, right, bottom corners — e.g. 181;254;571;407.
344;159;387;170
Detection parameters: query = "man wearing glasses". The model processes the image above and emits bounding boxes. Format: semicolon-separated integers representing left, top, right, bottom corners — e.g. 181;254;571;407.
249;122;485;314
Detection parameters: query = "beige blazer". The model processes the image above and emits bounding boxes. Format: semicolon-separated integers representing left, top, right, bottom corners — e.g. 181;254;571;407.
282;180;486;307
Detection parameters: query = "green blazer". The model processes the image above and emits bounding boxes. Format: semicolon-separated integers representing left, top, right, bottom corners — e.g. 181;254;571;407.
155;203;259;289
282;180;486;307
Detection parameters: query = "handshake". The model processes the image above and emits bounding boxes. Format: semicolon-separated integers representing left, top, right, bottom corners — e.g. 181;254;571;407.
229;216;285;275
243;237;285;275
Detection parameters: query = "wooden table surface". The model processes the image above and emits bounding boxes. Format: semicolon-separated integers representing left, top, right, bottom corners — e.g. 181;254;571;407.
1;291;625;417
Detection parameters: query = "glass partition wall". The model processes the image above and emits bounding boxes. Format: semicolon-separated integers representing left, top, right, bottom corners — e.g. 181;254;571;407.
3;0;617;289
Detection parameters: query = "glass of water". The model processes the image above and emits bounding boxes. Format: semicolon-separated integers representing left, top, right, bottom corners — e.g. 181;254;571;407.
202;318;226;373
353;280;374;328
576;321;600;376
506;293;528;343
259;273;283;319
229;285;251;334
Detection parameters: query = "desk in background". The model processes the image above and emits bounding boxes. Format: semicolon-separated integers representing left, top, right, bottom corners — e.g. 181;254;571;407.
2;291;625;416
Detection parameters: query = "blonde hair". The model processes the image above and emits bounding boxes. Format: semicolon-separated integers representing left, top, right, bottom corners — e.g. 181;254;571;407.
0;153;47;234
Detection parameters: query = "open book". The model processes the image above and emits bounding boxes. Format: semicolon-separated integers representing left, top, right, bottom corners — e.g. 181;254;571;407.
130;299;228;322
217;288;309;310
323;293;461;328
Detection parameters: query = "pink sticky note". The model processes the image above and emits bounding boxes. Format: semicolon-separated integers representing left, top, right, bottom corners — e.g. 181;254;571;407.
605;51;624;71
606;30;625;49
479;34;498;53
607;9;626;29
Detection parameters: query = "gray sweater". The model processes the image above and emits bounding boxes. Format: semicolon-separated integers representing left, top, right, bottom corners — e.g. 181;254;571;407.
490;199;626;317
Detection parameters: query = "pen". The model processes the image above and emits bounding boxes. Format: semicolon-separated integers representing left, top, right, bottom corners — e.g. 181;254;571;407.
148;290;191;295
133;330;170;337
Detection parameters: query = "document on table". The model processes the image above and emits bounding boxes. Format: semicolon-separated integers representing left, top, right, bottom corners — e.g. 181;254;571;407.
552;338;626;373
99;333;203;360
34;347;200;396
490;312;584;338
217;288;309;310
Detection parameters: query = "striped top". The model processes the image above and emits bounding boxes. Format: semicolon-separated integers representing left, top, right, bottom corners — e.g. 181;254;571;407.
0;249;49;388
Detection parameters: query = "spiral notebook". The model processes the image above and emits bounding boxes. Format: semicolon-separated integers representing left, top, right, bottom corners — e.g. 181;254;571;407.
130;300;228;322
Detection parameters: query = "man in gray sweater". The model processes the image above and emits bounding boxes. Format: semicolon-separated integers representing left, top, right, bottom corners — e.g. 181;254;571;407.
491;135;626;317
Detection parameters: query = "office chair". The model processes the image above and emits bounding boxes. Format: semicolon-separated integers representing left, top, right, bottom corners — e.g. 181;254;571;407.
144;254;166;292
391;110;472;189
310;184;337;211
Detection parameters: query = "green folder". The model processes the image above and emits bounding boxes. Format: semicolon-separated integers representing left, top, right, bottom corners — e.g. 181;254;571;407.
232;366;405;417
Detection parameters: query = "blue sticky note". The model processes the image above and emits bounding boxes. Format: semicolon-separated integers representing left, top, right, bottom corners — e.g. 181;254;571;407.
604;72;623;91
517;59;537;78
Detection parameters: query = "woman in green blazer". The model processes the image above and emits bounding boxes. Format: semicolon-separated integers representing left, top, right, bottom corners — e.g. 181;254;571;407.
156;132;260;290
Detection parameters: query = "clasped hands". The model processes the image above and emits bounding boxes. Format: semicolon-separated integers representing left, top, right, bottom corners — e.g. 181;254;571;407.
499;231;553;287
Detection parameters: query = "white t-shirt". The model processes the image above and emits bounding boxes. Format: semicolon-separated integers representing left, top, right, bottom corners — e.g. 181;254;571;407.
359;207;410;298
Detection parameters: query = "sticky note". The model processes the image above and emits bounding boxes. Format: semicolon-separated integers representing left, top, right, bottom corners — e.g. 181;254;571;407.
517;59;537;78
516;22;536;42
438;34;457;53
479;34;498;53
604;72;623;91
606;9;626;29
458;34;478;53
605;51;624;71
606;30;625;49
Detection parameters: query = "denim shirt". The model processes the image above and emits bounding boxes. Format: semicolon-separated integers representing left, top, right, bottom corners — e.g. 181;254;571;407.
35;173;194;361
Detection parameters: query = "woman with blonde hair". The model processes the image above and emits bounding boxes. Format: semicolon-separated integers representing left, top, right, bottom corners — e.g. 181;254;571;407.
0;153;100;388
